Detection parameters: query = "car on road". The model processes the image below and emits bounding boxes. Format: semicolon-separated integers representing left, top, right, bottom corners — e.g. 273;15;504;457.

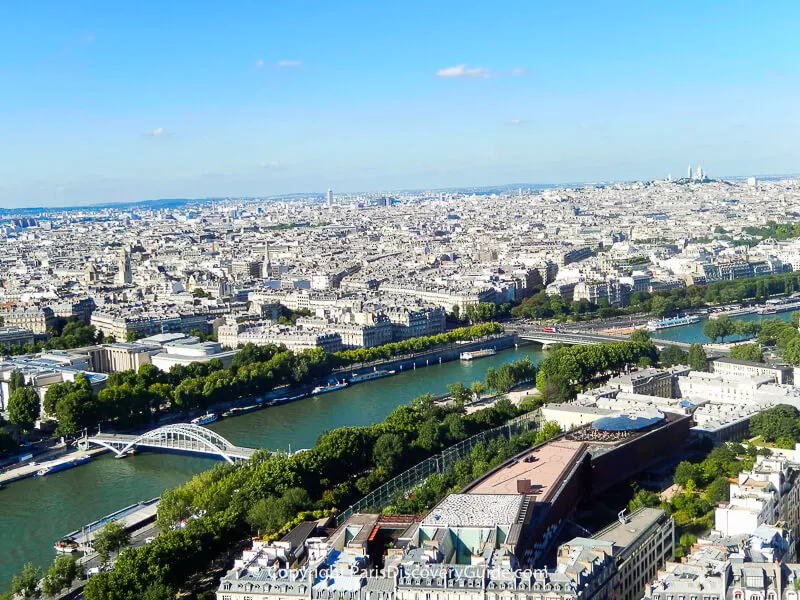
145;536;155;544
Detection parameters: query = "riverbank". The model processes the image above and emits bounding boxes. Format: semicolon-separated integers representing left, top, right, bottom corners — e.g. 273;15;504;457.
0;344;545;587
0;446;108;486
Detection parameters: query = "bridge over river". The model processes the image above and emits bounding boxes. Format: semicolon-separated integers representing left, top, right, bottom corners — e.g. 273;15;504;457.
508;325;731;355
86;423;258;463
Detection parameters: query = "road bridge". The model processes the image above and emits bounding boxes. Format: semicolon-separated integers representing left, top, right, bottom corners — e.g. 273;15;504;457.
509;326;730;355
87;423;257;463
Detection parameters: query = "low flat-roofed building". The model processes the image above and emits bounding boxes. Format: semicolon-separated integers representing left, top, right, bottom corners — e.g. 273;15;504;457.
150;340;238;370
709;357;792;385
587;507;674;600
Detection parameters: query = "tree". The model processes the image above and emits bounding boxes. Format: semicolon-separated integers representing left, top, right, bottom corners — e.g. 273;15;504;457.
142;583;176;600
659;345;688;367
688;344;708;372
673;461;702;487
93;520;131;566
704;476;731;504
729;343;763;363
125;330;142;342
447;381;471;407
373;433;404;473
11;562;42;599
703;315;736;343
629;329;651;343
628;486;661;512
8;387;41;432
41;555;81;597
470;381;487;401
9;369;25;394
534;421;562;444
749;404;800;443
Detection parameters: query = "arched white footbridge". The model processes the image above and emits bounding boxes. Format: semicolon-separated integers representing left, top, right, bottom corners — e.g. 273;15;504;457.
87;423;257;464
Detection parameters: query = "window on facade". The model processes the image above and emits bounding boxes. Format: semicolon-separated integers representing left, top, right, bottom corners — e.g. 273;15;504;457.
222;596;231;600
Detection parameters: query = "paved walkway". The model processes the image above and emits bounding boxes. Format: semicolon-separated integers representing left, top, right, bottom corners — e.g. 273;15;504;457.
0;446;107;486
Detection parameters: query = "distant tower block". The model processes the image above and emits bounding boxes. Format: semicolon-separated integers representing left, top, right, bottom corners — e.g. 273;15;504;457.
747;176;758;188
687;165;693;180
326;188;333;205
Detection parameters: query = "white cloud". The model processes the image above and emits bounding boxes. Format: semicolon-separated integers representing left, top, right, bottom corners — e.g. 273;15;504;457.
277;60;302;68
255;59;265;67
152;127;164;136
436;64;492;79
510;67;529;76
507;119;526;126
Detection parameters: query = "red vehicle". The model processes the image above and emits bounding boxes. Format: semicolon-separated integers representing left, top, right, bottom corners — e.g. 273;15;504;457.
543;326;555;333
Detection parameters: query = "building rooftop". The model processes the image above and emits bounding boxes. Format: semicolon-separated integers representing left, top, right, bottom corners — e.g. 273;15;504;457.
466;440;585;498
421;494;524;528
592;507;667;550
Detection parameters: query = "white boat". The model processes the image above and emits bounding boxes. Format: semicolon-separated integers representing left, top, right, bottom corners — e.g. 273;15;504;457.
311;381;349;395
349;370;396;384
645;315;700;331
190;413;218;426
54;538;79;553
460;348;497;361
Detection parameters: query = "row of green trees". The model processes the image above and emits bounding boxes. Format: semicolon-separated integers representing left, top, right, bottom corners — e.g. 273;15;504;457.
81;392;525;600
332;322;504;365
447;357;536;406
702;314;760;343
28;323;505;436
2;319;106;356
535;339;659;399
511;271;800;323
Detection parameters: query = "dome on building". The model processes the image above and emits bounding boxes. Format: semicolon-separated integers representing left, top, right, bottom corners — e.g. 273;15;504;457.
593;407;665;432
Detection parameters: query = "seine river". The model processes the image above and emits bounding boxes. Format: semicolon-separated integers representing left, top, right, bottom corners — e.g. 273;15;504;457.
1;310;793;586
1;346;549;586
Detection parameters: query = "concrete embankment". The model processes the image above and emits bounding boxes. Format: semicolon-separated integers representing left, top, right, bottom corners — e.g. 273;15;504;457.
0;446;108;486
340;334;518;378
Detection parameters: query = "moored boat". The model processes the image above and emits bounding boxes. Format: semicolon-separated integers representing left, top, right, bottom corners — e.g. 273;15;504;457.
460;348;497;361
35;456;91;477
190;413;218;426
311;381;349;395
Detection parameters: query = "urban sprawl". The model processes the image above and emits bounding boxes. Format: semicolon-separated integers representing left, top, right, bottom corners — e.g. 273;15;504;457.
5;174;800;600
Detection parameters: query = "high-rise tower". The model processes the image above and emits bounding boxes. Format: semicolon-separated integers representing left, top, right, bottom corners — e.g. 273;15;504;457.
326;188;333;205
687;165;693;180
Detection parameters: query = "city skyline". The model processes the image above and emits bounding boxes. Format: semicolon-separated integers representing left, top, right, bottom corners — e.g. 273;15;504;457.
2;0;799;207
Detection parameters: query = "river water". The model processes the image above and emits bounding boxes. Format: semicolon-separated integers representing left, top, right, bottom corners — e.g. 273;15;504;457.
1;346;546;586
2;311;794;586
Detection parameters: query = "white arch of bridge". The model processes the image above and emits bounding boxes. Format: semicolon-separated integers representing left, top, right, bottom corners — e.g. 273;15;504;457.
90;423;240;464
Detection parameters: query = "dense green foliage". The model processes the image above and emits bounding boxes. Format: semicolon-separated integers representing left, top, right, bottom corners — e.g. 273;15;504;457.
2;318;103;356
659;345;688;366
7;387;40;432
742;221;800;242
332;322;503;365
10;563;41;600
702;315;759;343
668;442;762;555
749;405;800;444
513;271;800;323
728;343;763;363
94;521;132;567
41;555;81;597
462;302;514;323
38;323;505;434
83;392;525;600
688;344;708;372
535;340;658;395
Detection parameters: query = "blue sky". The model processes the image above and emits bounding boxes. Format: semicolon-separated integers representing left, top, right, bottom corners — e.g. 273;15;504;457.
1;0;798;207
